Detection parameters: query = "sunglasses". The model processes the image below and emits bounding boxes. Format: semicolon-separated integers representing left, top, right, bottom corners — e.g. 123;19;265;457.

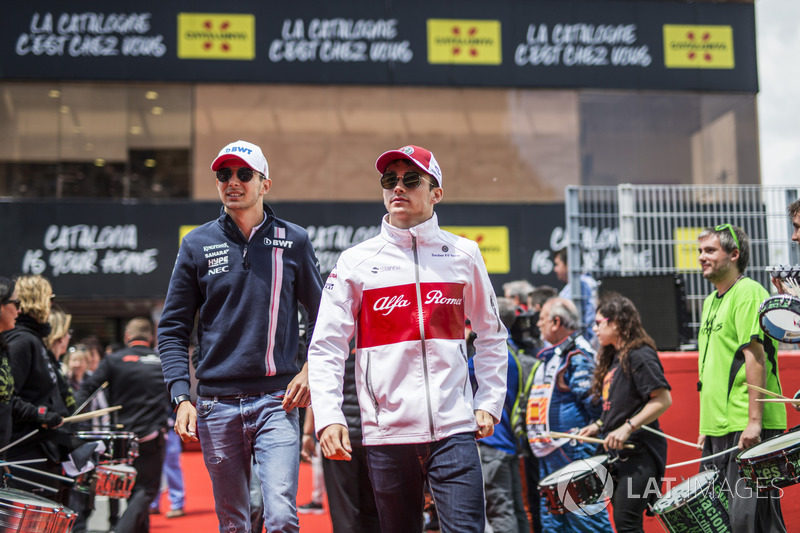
594;317;609;327
2;299;20;310
380;171;431;190
715;223;740;250
216;167;262;183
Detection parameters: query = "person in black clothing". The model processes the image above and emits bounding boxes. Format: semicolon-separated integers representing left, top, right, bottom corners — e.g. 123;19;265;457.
579;294;672;533
0;276;21;456
303;342;380;533
5;274;74;499
76;317;170;533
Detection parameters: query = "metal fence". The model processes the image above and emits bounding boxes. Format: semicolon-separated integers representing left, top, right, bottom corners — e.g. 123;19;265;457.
564;185;800;348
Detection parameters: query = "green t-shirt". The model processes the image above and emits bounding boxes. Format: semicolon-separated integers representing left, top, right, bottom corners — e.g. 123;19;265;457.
698;277;786;436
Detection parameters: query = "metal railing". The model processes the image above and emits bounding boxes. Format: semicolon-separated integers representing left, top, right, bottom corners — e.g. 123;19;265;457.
565;185;800;346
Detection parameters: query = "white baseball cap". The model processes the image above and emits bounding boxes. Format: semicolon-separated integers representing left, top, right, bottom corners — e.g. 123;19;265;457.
211;140;269;178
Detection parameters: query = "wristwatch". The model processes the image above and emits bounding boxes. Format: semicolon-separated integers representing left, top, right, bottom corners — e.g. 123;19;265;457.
171;394;191;412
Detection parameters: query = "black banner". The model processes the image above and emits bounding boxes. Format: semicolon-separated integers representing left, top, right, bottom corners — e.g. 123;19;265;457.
0;0;756;92
0;200;581;300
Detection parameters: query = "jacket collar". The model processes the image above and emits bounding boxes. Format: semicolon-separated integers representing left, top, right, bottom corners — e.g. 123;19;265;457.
217;203;276;242
380;212;440;246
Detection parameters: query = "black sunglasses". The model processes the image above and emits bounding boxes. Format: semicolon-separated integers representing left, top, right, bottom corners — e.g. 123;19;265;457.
216;167;262;183
2;299;20;310
380;171;431;190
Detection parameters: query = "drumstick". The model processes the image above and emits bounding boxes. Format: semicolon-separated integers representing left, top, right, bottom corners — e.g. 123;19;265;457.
0;429;38;454
745;383;788;399
638;425;703;450
6;463;75;483
0;458;47;467
72;381;109;416
665;445;739;469
756;398;800;403
3;474;58;493
547;431;635;450
62;405;122;424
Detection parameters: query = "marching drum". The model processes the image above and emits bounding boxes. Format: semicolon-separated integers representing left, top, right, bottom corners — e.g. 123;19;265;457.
73;431;139;464
737;430;800;491
538;455;613;515
651;470;730;533
761;265;800;343
0;487;77;533
94;464;137;499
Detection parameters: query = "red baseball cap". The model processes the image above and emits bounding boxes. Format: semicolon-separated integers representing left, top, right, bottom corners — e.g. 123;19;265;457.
375;145;443;187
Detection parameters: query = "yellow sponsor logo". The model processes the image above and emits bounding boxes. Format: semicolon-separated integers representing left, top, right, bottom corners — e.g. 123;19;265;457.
427;19;502;65
178;13;255;60
442;226;509;273
674;227;703;271
663;25;734;69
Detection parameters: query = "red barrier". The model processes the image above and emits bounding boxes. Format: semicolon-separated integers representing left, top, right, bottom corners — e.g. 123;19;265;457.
650;351;800;531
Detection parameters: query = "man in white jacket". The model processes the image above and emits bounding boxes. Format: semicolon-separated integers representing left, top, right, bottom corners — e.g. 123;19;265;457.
308;145;508;533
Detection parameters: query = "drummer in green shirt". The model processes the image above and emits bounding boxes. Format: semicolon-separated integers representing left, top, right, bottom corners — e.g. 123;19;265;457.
697;223;786;533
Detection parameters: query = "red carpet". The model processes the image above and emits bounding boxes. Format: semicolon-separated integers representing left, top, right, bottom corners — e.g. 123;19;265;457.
148;450;332;532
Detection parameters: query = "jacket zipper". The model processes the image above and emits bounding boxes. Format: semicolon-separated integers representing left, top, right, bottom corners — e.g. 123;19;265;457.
242;244;250;270
412;235;436;440
459;344;470;394
365;350;380;427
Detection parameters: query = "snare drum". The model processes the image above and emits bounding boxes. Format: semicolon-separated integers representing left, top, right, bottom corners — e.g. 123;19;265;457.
538;455;613;515
0;487;77;533
74;430;139;464
94;464;137;499
651;470;730;533
759;294;800;343
737;430;800;491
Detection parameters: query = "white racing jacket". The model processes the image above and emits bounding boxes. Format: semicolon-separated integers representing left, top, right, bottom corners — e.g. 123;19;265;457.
308;213;508;445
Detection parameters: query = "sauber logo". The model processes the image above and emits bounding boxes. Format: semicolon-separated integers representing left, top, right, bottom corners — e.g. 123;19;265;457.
425;289;462;306
373;294;411;316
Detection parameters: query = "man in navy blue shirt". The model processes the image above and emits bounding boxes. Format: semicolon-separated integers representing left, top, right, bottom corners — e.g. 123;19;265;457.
158;140;323;532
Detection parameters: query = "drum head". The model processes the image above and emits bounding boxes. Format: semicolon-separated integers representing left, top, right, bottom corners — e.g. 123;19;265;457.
540;455;608;485
739;431;800;459
759;295;800;343
652;470;718;513
0;487;61;508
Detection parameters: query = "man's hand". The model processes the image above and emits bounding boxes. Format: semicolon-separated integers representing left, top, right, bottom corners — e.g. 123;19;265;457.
319;424;352;461
300;434;317;463
698;434;706;449
175;401;199;443
474;410;495;440
282;363;311;412
578;422;600;438
738;421;762;450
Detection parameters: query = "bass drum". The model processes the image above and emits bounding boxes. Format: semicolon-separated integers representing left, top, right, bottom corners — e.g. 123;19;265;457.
759;294;800;343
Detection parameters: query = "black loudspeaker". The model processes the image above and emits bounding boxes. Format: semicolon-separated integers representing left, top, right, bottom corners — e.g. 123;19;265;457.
598;275;690;351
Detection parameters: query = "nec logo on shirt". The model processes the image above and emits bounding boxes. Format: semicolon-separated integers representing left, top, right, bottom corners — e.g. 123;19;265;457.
264;238;294;248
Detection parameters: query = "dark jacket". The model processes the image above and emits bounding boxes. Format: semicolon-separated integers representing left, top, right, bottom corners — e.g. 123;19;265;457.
5;314;72;461
76;341;170;439
158;205;324;398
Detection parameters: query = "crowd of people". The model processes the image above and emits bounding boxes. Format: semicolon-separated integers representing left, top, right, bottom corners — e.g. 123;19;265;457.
1;140;798;533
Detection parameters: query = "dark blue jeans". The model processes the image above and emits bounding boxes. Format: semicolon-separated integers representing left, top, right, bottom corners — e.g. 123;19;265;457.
365;432;485;533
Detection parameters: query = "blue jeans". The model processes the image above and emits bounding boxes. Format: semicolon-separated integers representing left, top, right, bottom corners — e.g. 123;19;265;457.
365;432;485;533
196;393;300;533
